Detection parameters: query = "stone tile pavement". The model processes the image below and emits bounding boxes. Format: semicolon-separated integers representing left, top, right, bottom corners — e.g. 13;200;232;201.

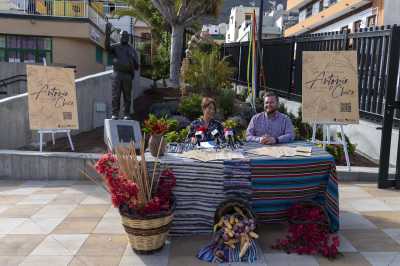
0;180;400;265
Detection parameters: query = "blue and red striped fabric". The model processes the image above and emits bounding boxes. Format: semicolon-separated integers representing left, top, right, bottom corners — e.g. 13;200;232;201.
250;154;339;232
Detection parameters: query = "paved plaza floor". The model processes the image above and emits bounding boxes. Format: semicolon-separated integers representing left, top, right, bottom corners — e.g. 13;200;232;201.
0;180;399;266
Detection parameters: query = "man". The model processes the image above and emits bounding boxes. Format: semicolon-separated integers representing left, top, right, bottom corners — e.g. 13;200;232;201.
105;23;139;120
246;92;294;144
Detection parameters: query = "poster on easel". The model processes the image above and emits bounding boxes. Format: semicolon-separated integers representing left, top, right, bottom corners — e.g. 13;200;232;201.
302;51;359;124
27;65;79;130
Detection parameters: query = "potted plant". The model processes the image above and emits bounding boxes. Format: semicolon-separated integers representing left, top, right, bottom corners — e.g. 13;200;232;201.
88;140;176;253
143;114;176;156
223;119;238;140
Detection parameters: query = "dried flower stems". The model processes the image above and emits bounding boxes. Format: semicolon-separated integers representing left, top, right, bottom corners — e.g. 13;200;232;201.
113;136;162;208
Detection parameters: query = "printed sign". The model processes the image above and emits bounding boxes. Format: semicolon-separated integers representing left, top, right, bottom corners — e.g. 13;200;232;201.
27;65;79;130
302;51;359;124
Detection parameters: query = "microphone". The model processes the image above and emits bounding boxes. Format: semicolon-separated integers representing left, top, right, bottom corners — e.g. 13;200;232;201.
224;128;235;148
211;128;221;145
195;129;205;146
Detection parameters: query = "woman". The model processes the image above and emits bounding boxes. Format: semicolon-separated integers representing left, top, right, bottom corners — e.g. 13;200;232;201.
188;97;224;142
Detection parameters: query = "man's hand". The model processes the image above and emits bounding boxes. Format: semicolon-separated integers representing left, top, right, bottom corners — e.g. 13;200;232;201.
260;136;276;145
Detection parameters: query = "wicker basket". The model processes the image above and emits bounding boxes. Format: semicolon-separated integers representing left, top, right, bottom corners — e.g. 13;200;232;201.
119;197;175;254
214;197;255;225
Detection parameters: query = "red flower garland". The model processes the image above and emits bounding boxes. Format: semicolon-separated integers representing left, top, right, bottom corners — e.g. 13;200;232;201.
95;153;176;215
272;203;340;259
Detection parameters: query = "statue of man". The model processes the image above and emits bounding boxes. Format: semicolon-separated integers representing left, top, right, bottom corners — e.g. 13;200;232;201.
105;22;139;120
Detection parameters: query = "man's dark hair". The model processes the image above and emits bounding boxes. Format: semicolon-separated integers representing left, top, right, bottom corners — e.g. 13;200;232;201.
264;91;279;102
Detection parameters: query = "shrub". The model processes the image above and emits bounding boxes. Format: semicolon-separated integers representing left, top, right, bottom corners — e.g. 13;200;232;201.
183;47;234;96
178;94;203;120
278;104;356;163
164;127;189;143
218;89;235;118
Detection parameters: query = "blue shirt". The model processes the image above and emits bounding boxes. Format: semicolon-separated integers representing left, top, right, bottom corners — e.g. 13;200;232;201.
246;111;295;143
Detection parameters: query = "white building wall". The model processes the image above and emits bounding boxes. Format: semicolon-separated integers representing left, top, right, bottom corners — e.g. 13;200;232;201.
202;24;220;35
384;0;400;26
313;7;374;33
226;6;259;43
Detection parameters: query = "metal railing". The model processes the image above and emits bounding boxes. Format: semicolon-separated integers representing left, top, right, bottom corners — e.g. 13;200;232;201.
222;26;400;124
6;0;89;17
3;0;122;41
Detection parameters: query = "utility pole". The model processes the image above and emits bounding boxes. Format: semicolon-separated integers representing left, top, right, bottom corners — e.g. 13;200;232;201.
256;0;264;97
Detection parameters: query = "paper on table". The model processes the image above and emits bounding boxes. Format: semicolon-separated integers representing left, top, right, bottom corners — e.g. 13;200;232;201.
199;141;216;149
247;146;312;158
178;149;245;161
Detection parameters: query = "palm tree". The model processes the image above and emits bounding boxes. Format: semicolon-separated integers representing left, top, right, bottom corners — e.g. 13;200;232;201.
116;0;168;43
150;0;223;88
116;0;169;68
117;0;223;88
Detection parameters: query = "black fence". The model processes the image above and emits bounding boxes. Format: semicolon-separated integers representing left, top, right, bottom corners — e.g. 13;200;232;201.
223;25;400;189
221;25;400;125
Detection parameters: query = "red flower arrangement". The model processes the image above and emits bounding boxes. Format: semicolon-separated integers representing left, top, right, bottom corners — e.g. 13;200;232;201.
94;152;176;215
272;203;340;259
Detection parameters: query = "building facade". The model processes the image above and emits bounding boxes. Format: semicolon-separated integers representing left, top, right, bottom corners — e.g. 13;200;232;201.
225;5;282;43
0;0;150;78
284;0;400;37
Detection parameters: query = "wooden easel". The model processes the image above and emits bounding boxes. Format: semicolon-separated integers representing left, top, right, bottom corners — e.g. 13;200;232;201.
311;123;351;172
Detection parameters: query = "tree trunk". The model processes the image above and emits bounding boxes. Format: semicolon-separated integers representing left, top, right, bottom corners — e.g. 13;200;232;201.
169;24;184;88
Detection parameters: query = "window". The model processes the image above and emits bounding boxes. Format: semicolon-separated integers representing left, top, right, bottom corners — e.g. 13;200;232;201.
353;20;362;31
322;0;330;8
367;15;376;27
341;25;349;33
245;14;252;21
312;2;320;16
96;46;103;64
0;35;5;61
299;9;306;21
107;53;113;65
0;35;52;64
305;5;313;18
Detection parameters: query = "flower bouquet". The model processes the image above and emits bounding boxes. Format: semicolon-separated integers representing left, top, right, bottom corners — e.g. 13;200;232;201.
88;140;176;253
143;114;177;156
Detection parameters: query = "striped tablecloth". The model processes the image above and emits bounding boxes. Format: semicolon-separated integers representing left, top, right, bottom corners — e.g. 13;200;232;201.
155;141;339;235
244;142;339;232
152;154;225;235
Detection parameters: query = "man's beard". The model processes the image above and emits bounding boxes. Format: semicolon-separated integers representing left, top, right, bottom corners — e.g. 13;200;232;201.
266;108;277;115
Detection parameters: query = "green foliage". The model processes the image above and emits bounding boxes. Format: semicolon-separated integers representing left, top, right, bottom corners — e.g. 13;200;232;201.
151;32;171;81
326;133;357;163
164;127;189;143
117;0;168;42
178;94;203;120
236;129;247;142
223;119;238;129
218;89;235;118
278;104;356;164
142;113;177;135
183;47;234;95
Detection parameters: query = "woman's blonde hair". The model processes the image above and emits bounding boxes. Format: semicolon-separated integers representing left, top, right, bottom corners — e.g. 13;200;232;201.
201;97;216;111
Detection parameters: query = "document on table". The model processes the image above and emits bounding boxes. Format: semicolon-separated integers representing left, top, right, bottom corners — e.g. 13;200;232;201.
178;149;245;161
247;146;312;158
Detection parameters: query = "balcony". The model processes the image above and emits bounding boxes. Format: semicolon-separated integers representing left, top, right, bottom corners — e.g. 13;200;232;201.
1;0;121;41
287;0;315;11
285;0;371;36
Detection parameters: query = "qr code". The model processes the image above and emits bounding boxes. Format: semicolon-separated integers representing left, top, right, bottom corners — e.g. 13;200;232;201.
340;103;351;112
63;112;72;120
